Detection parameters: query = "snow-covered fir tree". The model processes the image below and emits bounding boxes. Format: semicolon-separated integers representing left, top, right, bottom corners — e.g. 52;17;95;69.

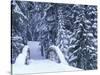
66;5;97;70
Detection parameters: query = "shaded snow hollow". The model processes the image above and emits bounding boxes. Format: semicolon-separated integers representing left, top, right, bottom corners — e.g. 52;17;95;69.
12;41;81;74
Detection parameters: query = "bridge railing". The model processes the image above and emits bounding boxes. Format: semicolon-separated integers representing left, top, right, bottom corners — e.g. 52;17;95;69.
46;45;68;64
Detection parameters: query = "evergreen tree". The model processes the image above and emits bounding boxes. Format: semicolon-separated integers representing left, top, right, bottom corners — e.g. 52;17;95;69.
67;5;97;70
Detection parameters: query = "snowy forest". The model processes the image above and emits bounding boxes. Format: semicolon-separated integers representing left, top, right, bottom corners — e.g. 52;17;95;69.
11;1;97;70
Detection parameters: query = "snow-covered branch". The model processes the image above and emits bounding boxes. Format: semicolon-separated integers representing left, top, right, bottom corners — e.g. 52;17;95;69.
41;4;53;20
13;1;28;20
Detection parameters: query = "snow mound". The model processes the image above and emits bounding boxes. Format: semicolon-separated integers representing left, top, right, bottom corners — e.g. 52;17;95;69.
13;59;81;74
49;45;68;64
15;45;29;65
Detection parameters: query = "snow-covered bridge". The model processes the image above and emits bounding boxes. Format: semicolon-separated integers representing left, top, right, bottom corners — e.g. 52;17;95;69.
13;41;81;74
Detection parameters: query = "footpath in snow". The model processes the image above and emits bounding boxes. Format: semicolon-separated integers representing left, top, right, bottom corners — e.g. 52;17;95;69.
12;41;81;74
28;41;44;60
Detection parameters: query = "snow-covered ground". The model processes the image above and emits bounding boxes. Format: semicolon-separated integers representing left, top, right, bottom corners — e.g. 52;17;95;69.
13;59;81;74
12;41;81;75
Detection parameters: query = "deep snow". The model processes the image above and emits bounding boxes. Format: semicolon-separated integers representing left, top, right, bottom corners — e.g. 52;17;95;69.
14;45;29;65
12;41;81;74
13;59;81;74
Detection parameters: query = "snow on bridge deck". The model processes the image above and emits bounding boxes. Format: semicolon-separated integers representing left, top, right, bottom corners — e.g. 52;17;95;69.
28;41;44;60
